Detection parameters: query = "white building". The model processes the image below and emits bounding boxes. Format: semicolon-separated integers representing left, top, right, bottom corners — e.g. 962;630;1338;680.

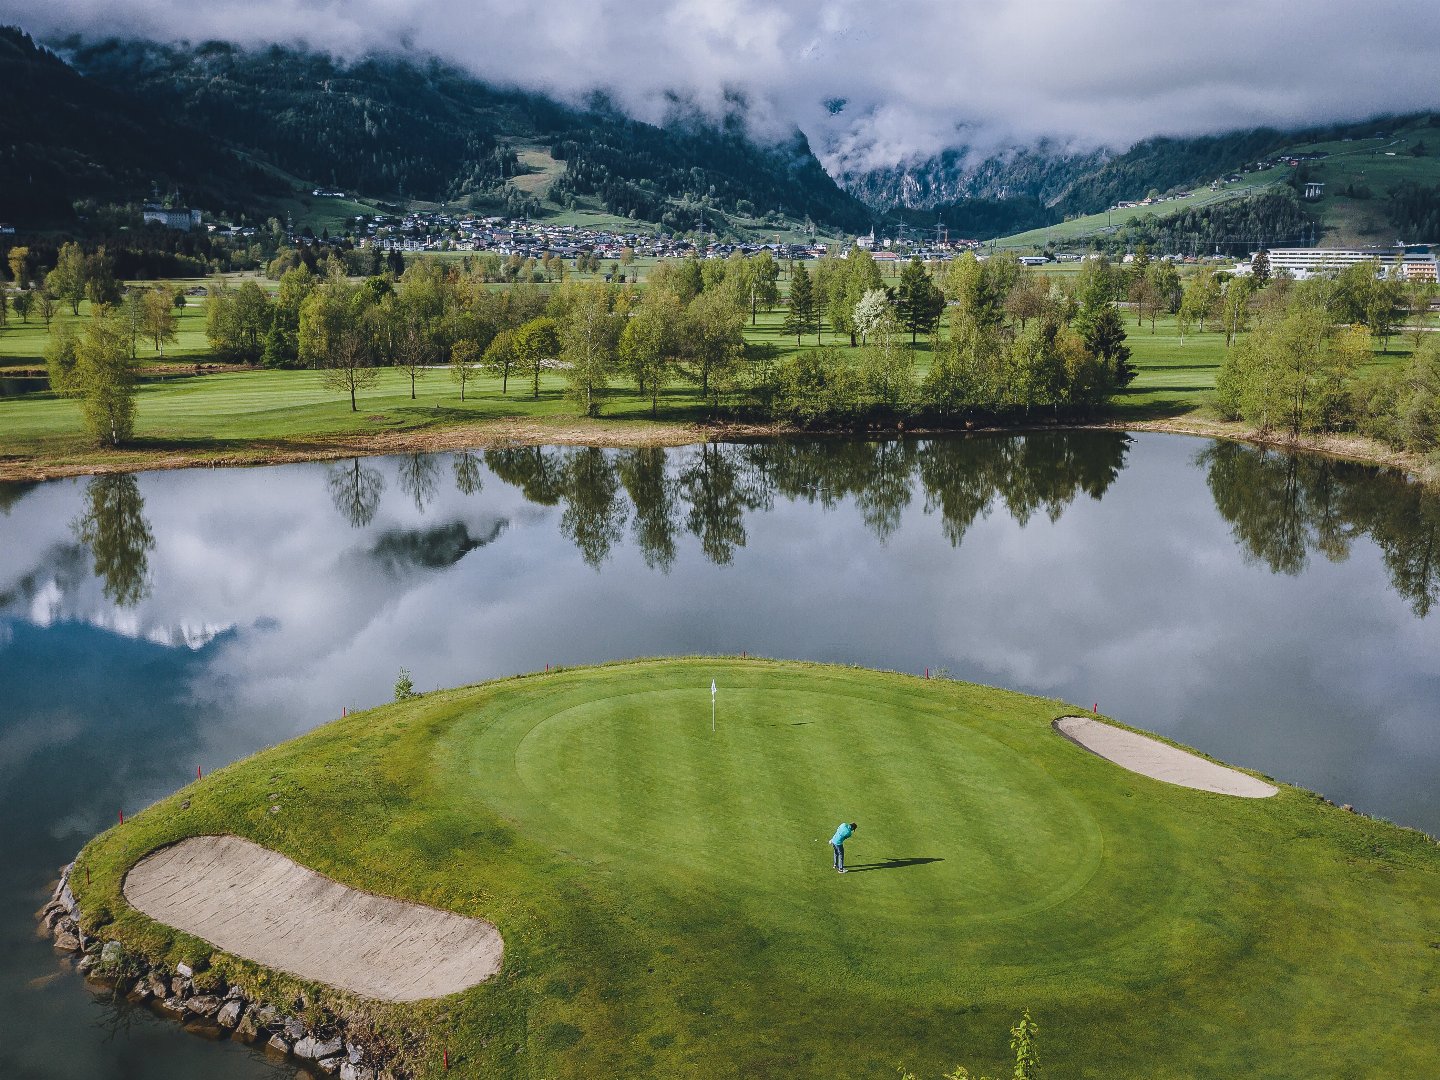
1262;245;1436;280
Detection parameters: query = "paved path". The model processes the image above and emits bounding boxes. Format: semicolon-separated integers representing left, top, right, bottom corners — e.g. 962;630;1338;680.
1054;717;1278;798
123;835;503;1002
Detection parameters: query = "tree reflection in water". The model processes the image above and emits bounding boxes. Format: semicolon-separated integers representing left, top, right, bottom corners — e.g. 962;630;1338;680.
1201;441;1440;617
72;474;155;607
326;458;384;528
309;435;1439;619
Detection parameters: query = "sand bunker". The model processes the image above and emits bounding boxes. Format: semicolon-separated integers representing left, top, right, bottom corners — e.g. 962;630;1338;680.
1054;717;1278;798
123;835;503;1002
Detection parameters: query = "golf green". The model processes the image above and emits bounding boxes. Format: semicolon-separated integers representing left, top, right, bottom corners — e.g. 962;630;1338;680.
71;659;1440;1079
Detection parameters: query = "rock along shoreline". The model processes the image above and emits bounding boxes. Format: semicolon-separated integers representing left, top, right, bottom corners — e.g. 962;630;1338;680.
37;862;404;1079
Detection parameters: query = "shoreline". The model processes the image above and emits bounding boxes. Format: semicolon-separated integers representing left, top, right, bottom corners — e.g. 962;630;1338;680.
1;412;1434;487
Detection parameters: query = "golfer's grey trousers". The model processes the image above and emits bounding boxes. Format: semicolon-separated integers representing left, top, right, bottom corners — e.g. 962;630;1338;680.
832;843;844;870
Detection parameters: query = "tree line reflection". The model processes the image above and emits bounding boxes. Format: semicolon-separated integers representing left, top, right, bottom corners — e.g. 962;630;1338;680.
1201;441;1440;617
30;433;1440;620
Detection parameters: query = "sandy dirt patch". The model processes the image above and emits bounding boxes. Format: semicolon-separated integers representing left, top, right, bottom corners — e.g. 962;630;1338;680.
1054;716;1278;798
123;835;503;1002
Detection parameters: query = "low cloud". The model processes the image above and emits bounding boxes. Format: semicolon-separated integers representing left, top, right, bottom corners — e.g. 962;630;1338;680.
7;0;1440;172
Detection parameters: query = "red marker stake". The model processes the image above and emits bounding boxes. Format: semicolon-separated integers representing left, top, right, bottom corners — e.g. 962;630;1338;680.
197;765;203;780
925;667;929;680
85;867;91;886
118;810;124;825
1093;703;1098;714
443;1047;449;1071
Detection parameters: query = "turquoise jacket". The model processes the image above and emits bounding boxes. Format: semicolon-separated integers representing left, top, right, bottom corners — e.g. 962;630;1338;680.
830;823;855;846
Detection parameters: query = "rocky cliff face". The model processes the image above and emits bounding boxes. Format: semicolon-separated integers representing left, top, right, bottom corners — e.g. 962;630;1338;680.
838;142;1111;210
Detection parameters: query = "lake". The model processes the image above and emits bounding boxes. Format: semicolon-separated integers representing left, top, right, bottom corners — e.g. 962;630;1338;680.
1;430;1437;1078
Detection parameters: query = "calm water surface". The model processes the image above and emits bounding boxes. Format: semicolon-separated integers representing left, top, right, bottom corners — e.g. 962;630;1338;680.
2;431;1438;1078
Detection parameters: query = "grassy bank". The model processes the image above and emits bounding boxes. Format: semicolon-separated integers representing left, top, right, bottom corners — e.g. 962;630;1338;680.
68;658;1440;1078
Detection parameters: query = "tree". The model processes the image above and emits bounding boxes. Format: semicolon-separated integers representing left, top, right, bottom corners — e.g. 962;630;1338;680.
1148;260;1183;316
1216;289;1356;436
0;287;7;327
12;289;33;323
1127;274;1161;331
394;668;417;701
785;262;816;345
299;280;379;412
1177;267;1222;340
513;316;560;399
482;329;517;395
685;287;746;403
1251;249;1272;285
896;257;945;345
1005;271;1053;333
141;287;179;354
621;288;683;416
35;291;56;329
74;307;138;446
748;250;780;323
450;338;481;401
84;248;121;308
859;309;913;410
47;241;88;316
1074;303;1136;389
7;245;29;288
120;289;145;359
836;248;884;345
852;288;891;345
389;296;434;400
560;285;622;416
44;321;82;396
1220;276;1255;348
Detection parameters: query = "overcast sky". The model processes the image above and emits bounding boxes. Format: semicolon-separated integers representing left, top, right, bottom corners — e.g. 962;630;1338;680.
8;0;1440;173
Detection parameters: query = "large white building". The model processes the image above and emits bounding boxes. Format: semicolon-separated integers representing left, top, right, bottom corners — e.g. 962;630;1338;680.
1258;244;1437;281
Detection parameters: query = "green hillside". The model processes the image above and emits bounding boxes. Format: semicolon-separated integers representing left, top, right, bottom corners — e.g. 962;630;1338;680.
1;27;872;236
989;115;1440;252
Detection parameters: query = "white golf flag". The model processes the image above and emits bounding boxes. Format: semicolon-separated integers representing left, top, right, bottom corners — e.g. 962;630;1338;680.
710;679;717;698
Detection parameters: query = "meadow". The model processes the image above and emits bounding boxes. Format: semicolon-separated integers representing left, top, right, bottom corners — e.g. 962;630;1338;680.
69;658;1440;1079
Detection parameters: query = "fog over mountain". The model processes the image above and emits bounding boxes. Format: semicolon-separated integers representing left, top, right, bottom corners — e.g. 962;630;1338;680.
7;0;1440;175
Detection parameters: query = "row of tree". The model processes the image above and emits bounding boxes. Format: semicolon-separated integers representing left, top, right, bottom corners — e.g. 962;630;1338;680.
1213;266;1440;461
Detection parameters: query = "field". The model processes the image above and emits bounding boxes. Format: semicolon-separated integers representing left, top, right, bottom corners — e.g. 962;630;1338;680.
69;658;1440;1079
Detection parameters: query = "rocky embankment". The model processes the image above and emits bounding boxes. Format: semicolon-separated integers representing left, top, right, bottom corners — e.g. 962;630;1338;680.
37;863;401;1079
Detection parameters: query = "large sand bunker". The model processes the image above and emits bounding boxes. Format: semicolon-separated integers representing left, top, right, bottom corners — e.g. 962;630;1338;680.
123;835;503;1002
1054;716;1278;798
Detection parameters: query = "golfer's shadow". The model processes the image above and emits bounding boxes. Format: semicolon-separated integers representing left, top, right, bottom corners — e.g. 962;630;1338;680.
844;857;943;873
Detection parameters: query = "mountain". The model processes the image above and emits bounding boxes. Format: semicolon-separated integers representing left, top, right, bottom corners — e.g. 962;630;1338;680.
844;115;1440;242
840;141;1110;211
0;27;282;221
1;28;873;235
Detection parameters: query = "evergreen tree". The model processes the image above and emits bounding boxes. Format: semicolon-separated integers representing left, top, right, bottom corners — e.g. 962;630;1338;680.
785;263;816;345
896;257;945;345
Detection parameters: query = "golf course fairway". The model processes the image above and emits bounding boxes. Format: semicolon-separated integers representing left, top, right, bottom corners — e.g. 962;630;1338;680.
69;659;1440;1078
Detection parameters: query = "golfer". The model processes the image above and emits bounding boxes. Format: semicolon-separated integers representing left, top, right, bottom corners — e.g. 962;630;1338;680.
830;821;857;873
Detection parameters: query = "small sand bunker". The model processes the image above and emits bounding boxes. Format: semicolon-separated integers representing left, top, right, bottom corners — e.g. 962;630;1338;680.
1054;717;1278;798
123;835;503;1002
